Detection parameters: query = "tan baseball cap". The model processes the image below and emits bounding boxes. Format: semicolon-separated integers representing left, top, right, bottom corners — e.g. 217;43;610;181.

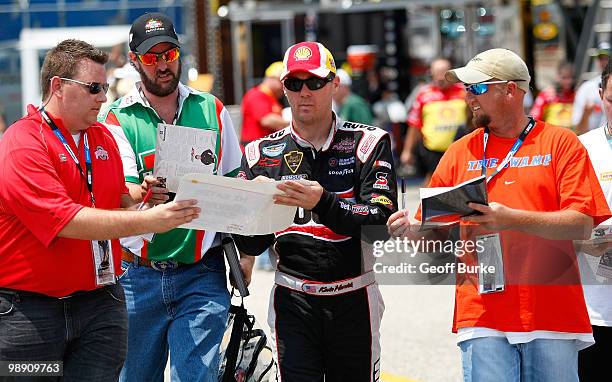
445;48;531;93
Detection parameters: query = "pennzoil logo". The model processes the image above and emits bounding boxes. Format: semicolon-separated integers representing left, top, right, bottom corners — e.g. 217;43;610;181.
145;19;164;33
294;46;313;61
284;150;303;173
370;194;393;209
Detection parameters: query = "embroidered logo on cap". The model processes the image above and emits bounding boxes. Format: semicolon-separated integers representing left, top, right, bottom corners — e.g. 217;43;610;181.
145;19;164;34
294;46;312;61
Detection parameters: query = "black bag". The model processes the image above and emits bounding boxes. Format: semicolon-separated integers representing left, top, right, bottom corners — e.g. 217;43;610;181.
218;302;277;382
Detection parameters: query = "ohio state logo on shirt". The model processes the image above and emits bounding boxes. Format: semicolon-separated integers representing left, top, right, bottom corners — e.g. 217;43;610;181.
95;145;109;161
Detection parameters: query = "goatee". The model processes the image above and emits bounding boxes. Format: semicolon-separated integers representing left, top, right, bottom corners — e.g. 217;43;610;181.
474;114;491;129
137;61;181;97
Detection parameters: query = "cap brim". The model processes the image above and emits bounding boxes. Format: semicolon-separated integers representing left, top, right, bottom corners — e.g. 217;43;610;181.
280;65;331;81
134;35;180;54
445;67;492;84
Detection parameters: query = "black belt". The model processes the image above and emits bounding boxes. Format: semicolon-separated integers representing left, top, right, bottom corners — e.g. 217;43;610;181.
0;286;109;301
121;245;223;271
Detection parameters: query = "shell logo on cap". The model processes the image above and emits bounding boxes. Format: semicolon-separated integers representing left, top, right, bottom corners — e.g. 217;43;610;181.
294;46;312;61
145;19;164;33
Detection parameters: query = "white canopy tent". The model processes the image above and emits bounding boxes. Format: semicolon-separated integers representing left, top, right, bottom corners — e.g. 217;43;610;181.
19;25;130;111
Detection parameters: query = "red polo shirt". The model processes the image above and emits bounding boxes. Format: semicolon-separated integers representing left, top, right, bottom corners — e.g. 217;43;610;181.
240;85;283;144
0;105;128;297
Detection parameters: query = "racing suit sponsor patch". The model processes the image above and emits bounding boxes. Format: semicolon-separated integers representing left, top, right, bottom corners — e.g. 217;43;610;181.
329;168;354;176
262;143;286;157
281;174;308;180
351;204;369;215
370;194;394;209
329;157;355;167
257;157;281;167
374;160;392;169
284;150;303;173
331;138;355;153
373;172;389;190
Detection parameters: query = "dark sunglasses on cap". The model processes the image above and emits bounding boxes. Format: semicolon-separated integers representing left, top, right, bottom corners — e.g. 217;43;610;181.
136;47;180;66
284;74;335;92
465;80;525;95
60;77;109;94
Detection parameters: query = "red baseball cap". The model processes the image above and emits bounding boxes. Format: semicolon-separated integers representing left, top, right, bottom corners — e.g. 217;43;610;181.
280;42;337;81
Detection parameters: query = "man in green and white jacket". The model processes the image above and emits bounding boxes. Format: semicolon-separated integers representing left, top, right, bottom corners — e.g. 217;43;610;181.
99;12;248;382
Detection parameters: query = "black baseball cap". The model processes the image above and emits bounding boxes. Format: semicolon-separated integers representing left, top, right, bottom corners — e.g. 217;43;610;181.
129;12;180;54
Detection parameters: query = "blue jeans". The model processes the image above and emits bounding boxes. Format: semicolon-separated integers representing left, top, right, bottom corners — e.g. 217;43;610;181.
459;336;579;382
0;283;128;382
119;252;230;382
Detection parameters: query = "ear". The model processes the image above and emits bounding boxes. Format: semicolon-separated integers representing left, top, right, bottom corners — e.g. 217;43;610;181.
506;81;519;95
331;75;340;93
599;86;604;101
49;76;63;98
128;51;139;68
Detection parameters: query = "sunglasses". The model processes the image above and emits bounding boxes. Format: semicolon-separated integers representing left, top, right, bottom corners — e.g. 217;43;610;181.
465;80;528;95
136;47;180;66
284;74;335;92
60;77;109;94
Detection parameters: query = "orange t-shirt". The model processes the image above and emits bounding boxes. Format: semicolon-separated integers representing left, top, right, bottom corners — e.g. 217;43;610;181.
424;121;611;333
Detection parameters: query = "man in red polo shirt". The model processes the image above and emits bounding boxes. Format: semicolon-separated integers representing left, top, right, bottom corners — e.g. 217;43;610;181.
240;61;289;147
0;39;199;380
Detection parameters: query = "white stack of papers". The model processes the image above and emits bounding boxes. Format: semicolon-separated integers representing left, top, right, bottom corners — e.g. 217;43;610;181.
174;173;297;235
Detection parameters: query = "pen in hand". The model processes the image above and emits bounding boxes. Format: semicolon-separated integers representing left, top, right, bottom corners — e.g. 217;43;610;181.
401;177;406;210
137;188;153;211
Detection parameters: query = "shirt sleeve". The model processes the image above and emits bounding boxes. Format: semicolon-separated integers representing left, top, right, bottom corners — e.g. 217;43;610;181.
218;102;243;178
312;134;398;237
0;126;83;247
571;83;588;126
407;91;424;129
249;91;275;124
102;112;140;184
231;154;276;256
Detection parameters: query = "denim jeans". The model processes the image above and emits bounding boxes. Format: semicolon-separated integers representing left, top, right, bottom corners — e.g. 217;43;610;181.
0;283;128;382
459;336;579;382
119;252;230;382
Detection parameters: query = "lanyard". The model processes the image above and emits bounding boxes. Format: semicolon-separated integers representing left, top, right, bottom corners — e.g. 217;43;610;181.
606;124;612;151
40;109;95;206
482;117;536;183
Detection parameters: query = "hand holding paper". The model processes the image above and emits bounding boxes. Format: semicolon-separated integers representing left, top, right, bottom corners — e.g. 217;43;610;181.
275;180;324;210
461;202;515;231
174;173;296;235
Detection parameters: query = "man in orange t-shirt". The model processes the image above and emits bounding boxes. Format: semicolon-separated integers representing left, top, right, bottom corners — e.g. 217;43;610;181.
388;49;611;382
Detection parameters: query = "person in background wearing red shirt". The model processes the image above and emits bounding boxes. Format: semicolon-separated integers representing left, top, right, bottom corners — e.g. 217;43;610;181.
240;61;289;147
400;58;469;185
388;49;611;382
0;39;199;381
530;61;576;131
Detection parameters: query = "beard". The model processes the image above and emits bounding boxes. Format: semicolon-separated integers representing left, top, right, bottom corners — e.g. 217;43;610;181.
473;113;491;129
136;60;181;97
